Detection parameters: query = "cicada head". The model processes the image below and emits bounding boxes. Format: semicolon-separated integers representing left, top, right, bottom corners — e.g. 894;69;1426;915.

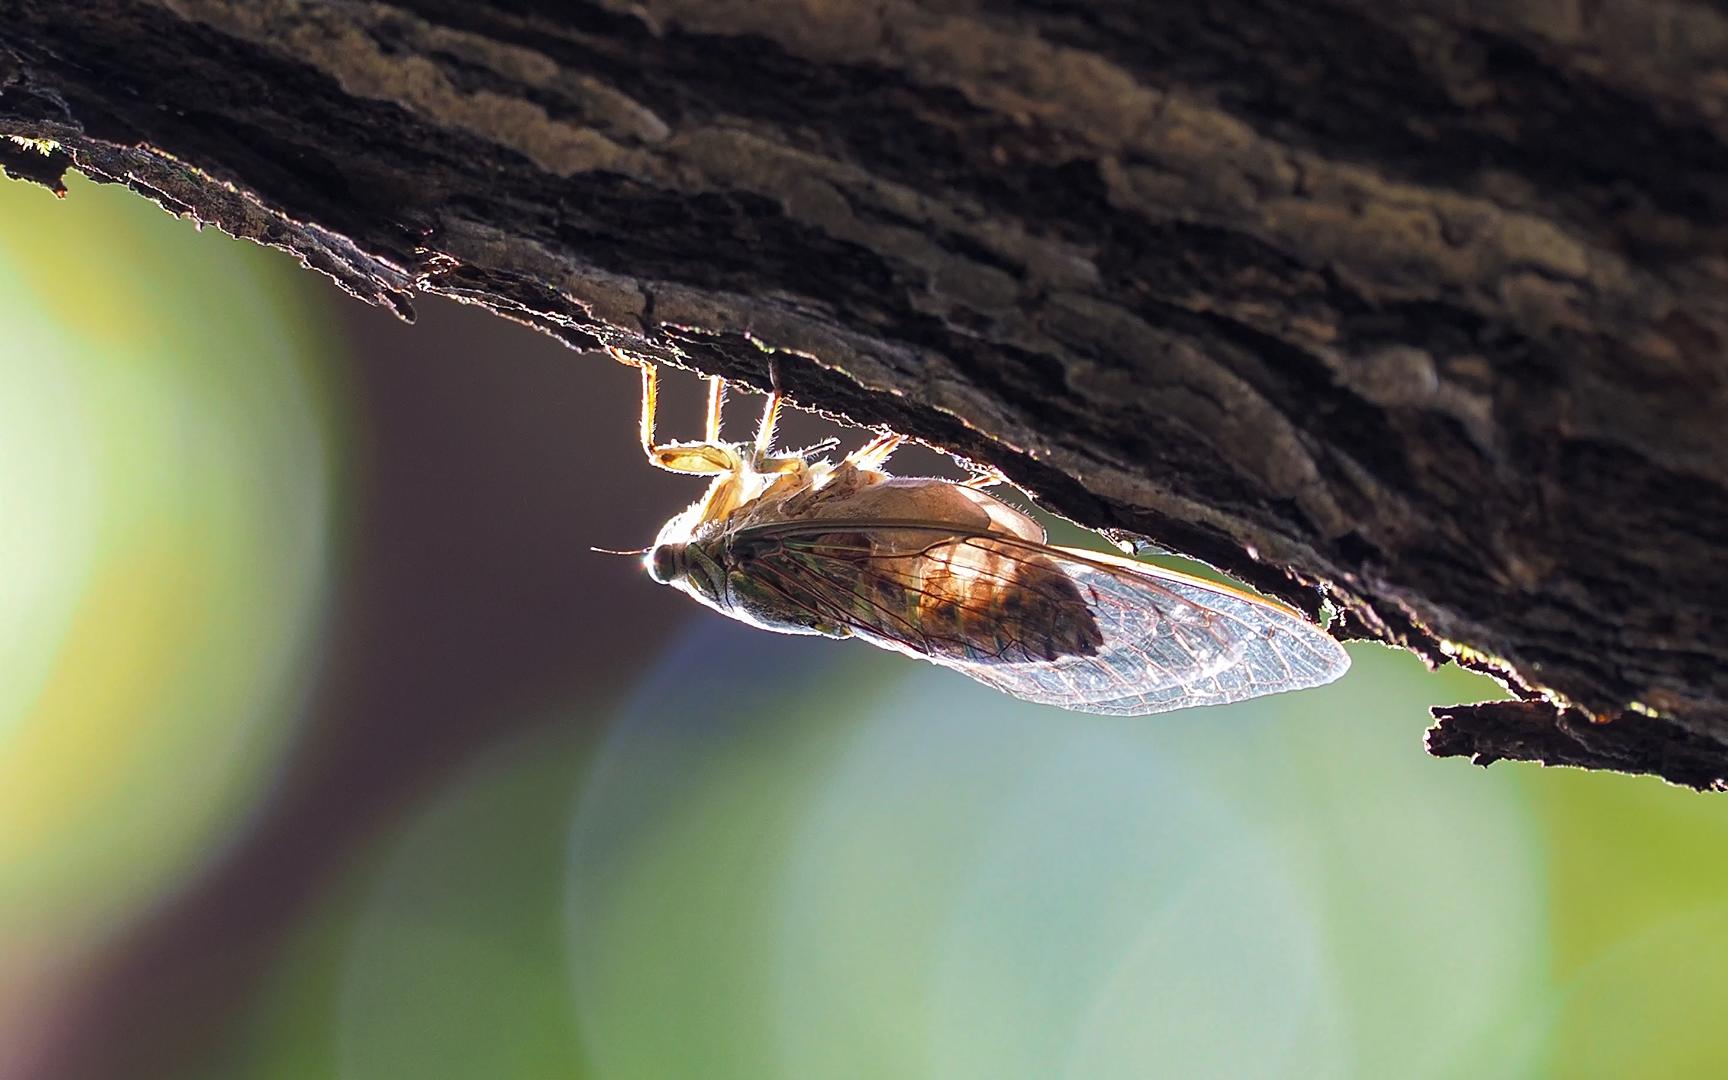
643;518;729;608
645;541;685;584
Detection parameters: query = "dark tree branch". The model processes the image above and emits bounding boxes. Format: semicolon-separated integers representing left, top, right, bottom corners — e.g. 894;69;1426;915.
4;0;1725;786
1429;700;1728;792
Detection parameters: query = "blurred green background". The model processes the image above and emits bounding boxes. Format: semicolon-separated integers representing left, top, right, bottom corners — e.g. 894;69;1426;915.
3;169;1726;1080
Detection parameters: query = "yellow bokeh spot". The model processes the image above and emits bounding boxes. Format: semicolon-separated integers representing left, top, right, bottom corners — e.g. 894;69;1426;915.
0;171;342;943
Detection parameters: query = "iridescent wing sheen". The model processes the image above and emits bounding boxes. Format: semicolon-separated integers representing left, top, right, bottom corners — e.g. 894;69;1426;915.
728;521;1349;715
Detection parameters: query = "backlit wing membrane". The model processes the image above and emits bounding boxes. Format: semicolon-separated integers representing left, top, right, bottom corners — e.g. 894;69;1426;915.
728;521;1350;715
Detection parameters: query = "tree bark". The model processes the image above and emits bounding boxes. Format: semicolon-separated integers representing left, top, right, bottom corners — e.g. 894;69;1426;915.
4;0;1725;787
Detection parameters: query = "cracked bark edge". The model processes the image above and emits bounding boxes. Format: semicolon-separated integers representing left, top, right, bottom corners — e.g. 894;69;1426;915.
1429;701;1728;793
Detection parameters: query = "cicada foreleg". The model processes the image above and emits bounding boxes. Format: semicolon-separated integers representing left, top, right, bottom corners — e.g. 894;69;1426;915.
614;351;738;475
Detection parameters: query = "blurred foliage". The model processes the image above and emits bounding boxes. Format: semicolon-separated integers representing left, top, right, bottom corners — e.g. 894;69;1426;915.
216;625;1728;1080
0;171;340;947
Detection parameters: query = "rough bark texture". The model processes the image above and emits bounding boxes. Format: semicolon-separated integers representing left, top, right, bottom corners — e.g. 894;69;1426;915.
3;0;1725;786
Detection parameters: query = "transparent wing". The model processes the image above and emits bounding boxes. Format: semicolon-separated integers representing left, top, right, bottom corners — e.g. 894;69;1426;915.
729;521;1350;715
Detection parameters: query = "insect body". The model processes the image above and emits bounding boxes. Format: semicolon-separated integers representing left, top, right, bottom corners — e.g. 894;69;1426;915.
624;360;1349;715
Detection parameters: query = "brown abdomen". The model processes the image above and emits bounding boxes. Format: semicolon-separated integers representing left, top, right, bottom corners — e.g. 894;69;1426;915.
859;538;1105;664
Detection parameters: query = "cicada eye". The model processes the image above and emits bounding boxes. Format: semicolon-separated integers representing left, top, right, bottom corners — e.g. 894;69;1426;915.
646;543;685;584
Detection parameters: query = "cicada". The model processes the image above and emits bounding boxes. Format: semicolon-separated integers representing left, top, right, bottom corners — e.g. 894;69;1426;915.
619;360;1348;715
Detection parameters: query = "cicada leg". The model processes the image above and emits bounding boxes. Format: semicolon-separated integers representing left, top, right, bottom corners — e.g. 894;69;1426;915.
633;354;658;458
754;375;783;458
705;375;726;443
749;359;815;479
619;352;736;475
961;464;1009;489
848;432;904;472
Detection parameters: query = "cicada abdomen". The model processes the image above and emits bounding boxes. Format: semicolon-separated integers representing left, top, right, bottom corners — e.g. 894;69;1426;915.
905;536;1106;663
734;527;1106;665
